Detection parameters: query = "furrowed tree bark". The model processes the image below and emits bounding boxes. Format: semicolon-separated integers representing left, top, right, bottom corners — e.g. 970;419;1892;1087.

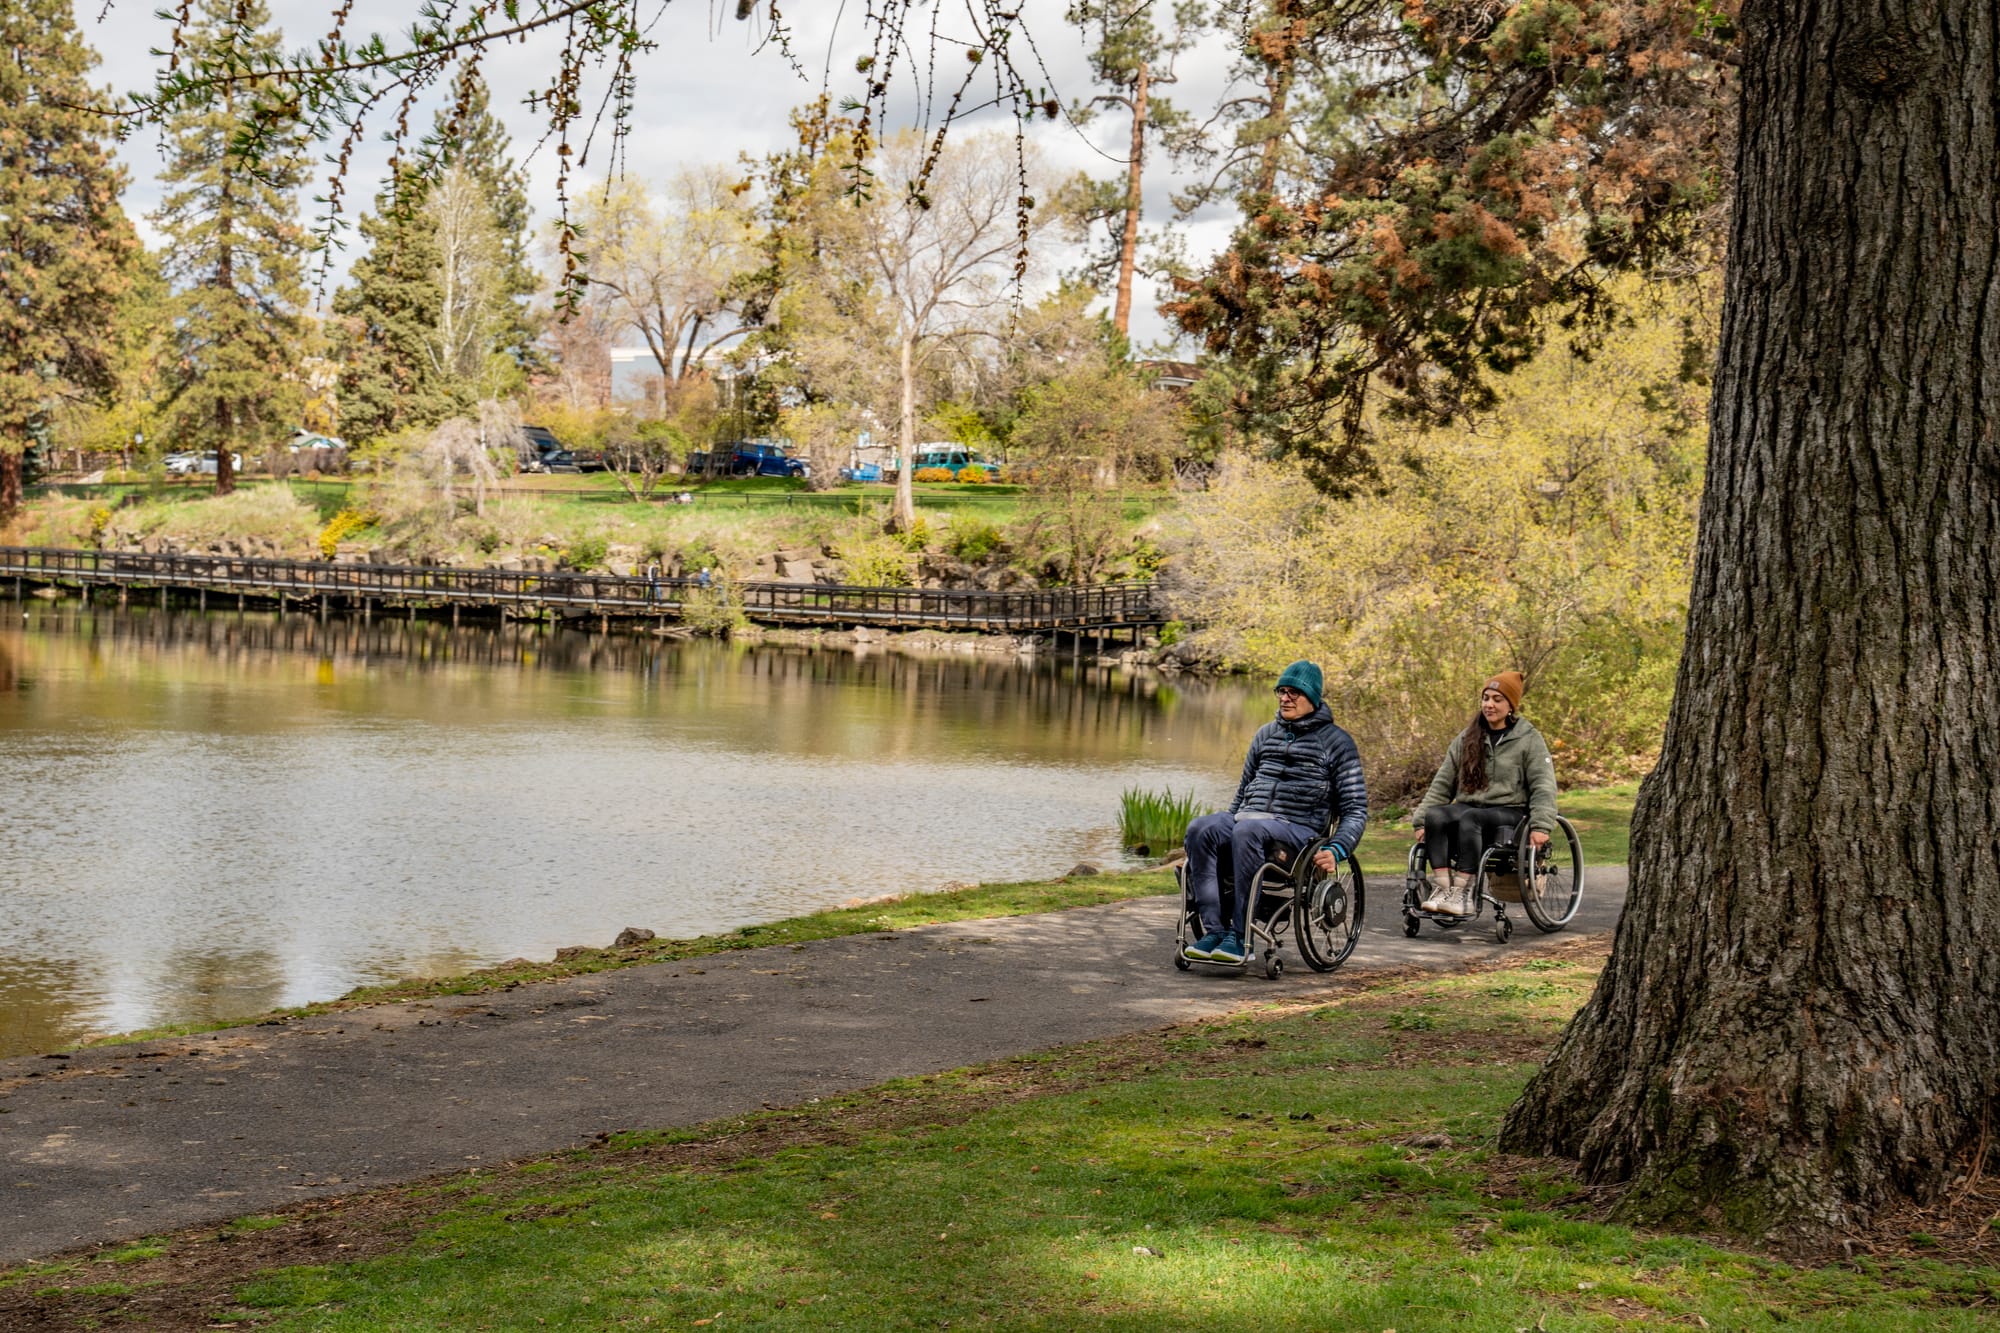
1500;0;2000;1241
0;449;21;520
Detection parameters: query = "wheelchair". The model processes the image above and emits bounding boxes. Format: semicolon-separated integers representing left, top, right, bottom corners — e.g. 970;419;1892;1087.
1174;829;1365;978
1402;814;1584;942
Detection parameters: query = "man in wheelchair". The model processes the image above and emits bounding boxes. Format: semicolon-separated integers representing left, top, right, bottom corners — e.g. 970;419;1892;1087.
1181;660;1368;965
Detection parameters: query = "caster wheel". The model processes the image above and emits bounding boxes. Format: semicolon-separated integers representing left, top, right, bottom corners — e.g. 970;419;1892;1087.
1403;915;1421;938
1495;917;1512;943
1174;953;1192;971
1265;953;1283;979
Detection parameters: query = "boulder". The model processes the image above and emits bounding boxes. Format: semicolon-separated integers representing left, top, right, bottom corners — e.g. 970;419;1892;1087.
1064;862;1102;878
612;926;656;948
778;558;817;582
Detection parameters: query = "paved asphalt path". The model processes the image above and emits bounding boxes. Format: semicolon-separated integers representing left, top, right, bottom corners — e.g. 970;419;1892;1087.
1;869;1626;1265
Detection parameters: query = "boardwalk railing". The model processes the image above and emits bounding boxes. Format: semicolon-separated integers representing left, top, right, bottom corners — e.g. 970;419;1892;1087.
0;546;1167;632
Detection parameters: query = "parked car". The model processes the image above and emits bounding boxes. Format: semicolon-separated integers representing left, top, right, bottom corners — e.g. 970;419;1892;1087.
728;440;810;480
910;444;1001;478
164;451;242;475
538;450;582;474
839;461;885;483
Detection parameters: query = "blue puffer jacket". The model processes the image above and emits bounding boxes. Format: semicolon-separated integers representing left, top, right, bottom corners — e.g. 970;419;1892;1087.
1229;704;1369;854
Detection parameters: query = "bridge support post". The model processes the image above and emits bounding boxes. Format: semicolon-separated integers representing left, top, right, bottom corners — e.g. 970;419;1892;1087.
451;603;459;628
118;587;127;607
319;595;328;623
363;598;372;624
236;592;244;613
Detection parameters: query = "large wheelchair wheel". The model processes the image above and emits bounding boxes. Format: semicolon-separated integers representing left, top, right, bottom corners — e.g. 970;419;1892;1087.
1295;856;1365;972
1520;815;1585;932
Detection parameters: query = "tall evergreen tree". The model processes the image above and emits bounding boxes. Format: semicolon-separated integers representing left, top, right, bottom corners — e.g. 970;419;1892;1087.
1060;0;1203;336
330;173;458;442
151;0;309;495
0;0;138;518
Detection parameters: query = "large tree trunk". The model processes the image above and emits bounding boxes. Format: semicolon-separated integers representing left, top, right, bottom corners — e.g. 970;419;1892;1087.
0;449;21;521
1500;0;2000;1241
1111;59;1148;338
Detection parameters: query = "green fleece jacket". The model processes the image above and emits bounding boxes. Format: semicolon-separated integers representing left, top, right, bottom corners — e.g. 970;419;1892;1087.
1414;718;1559;834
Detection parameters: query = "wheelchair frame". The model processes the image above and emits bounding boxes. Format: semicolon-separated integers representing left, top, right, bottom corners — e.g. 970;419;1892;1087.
1174;830;1366;979
1402;813;1584;942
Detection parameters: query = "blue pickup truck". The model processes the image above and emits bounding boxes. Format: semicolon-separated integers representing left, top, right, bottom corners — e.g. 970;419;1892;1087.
729;440;810;480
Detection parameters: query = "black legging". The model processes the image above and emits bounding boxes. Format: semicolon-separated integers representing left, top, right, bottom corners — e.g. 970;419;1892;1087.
1419;803;1528;873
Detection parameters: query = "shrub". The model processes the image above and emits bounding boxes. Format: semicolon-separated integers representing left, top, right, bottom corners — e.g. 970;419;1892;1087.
893;515;932;553
680;585;745;636
838;535;915;587
913;467;954;483
955;464;990;484
1118;787;1212;855
562;534;610;571
318;507;376;559
944;512;1003;561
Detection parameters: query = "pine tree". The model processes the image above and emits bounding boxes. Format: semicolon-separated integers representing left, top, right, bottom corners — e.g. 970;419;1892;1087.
151;0;309;495
330;173;459;442
0;0;138;518
1061;0;1202;336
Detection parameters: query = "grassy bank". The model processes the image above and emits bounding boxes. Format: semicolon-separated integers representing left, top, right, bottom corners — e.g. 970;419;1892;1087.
86;786;1638;1052
8;950;1992;1330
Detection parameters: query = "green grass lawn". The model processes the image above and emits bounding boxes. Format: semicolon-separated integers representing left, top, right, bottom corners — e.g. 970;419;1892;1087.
11;954;1990;1330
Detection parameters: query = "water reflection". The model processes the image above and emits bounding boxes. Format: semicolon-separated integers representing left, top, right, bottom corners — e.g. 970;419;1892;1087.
0;596;1264;1056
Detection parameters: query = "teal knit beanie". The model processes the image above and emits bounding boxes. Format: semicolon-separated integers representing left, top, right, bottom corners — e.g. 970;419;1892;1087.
1275;660;1323;710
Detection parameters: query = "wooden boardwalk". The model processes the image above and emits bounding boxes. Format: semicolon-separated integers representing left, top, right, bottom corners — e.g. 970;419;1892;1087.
0;545;1166;634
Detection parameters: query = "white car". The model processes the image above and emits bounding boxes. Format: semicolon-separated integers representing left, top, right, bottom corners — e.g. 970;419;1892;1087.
164;451;242;475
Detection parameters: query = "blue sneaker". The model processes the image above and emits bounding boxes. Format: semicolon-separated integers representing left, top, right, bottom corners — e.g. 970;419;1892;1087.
1184;930;1224;961
1208;931;1247;965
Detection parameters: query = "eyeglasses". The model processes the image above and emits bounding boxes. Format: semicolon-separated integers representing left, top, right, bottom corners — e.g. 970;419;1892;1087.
1275;687;1307;700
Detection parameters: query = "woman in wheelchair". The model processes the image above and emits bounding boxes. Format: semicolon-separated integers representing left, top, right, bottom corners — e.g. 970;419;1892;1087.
1410;670;1558;918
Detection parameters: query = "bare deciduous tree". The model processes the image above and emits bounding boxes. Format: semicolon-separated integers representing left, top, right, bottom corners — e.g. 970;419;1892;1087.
574;167;759;397
427;166;509;389
796;131;1056;528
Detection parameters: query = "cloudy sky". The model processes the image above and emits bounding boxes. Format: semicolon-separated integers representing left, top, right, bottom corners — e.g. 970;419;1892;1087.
82;0;1247;349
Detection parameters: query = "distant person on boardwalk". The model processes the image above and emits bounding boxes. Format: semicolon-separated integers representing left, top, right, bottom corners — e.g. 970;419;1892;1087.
1181;661;1368;965
1410;671;1558;917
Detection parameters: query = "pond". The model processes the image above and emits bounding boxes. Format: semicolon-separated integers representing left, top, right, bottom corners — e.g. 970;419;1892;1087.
0;598;1266;1057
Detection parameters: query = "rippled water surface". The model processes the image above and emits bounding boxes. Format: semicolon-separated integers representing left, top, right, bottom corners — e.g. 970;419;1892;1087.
0;598;1265;1056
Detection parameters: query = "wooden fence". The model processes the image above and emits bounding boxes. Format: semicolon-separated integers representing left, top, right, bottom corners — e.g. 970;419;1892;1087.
0;546;1167;633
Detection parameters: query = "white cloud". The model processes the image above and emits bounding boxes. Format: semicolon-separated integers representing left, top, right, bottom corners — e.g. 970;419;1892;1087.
85;0;1247;347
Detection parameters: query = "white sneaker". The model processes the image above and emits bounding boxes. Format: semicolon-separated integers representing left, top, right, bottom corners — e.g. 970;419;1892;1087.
1419;867;1452;913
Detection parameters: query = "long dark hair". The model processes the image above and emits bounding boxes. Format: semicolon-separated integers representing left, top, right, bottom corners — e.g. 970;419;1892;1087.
1454;706;1512;794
